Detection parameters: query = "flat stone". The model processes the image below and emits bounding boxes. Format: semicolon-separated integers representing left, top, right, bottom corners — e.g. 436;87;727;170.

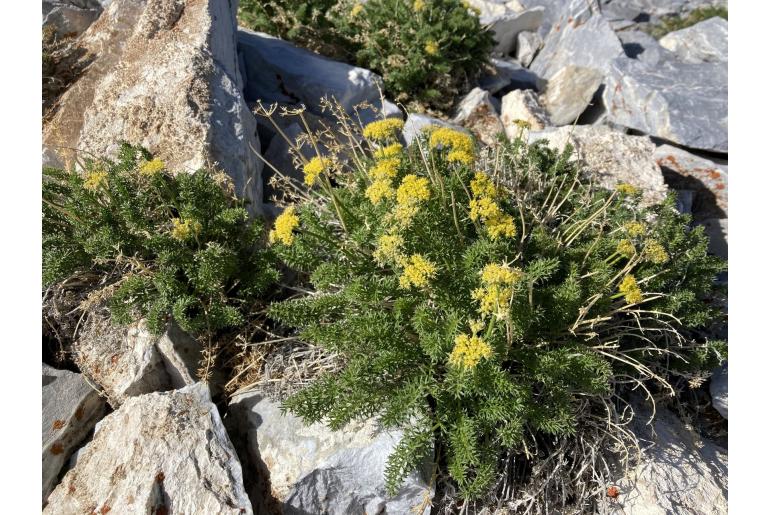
618;30;670;67
42;0;263;211
227;391;433;515
659;16;728;63
501;89;550;136
42;364;107;506
43;1;102;36
710;362;728;419
515;30;543;66
479;58;541;95
517;0;597;38
44;384;252;514
467;1;545;55
529;125;668;205
603;57;727;152
541;65;603;125
452;87;505;146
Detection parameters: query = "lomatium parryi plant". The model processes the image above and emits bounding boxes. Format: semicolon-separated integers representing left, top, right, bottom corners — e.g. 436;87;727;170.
43;144;278;373
262;106;725;504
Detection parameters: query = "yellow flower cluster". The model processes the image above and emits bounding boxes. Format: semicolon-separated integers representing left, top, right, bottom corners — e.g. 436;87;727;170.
625;221;646;238
449;333;492;369
616;183;639;196
139;158;165;176
83;169;108;191
468;172;516;240
473;263;522;319
366;151;402;206
644;239;669;264
396;174;431;205
429;127;474;165
171;218;201;241
616;239;636;258
413;0;426;11
424;40;439;56
363;118;404;141
373;233;404;265
303;156;330;186
370;158;400;181
366;179;395;205
268;206;300;246
399;254;437;289
351;3;364;16
373;143;403;160
619;275;643;305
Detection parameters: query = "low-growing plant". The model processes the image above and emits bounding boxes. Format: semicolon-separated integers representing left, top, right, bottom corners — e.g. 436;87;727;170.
263;110;726;503
645;6;728;39
43;144;279;345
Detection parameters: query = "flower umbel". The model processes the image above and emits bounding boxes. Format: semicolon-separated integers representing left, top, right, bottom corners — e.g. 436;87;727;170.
424;40;439;56
366;179;395;205
369;158;401;181
644;239;669;264
83;169;108;191
139;158;165;176
363;118;405;141
619;275;643;305
473;263;522;319
374;233;404;265
399;254;437;289
269;206;300;246
171;218;202;241
616;183;639;196
374;143;404;160
351;3;364;16
616;239;636;259
429;127;474;156
413;0;426;12
625;221;646;238
449;333;493;368
303;156;331;186
396;174;431;206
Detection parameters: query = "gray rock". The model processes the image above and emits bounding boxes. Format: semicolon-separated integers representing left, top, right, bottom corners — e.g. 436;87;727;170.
238;29;388;125
479;58;541;95
541;65;604;125
530;13;623;81
42;364;107;505
659;17;728;63
468;1;545;55
42;1;102;36
515;30;543;66
603;57;727;152
654;144;727;219
501;89;550;136
601;0;726;20
403;113;467;146
675;189;695;214
228;391;433;515
42;0;263;212
698;217;728;259
597;406;728;514
618;30;670;67
710;362;728;419
529;126;668;205
452;87;505;146
517;0;599;38
44;384;252;514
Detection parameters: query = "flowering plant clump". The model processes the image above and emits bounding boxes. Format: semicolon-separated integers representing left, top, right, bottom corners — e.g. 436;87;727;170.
263;109;726;504
43;144;278;339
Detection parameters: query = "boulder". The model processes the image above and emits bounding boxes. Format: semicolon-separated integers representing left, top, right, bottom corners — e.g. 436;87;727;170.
74;315;204;406
602;57;728;153
237;29;388;125
697;217;728;259
42;364;107;505
517;0;598;38
540;65;603;125
515;30;543;67
44;383;252;514
654;144;727;220
659;17;728;64
227;391;434;515
42;0;263;211
452;88;505;146
598;406;728;514
402;114;468;146
479;58;541;95
529;12;623;81
618;30;670;67
501;89;550;136
467;1;545;55
43;1;104;36
710;362;728;419
529;126;668;205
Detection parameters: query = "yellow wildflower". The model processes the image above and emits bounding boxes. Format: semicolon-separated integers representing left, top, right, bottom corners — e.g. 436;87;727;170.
469;319;485;335
373;233;404;265
473;263;522;318
480;263;523;286
618;275;643;305
486;214;517;240
268;206;300;246
351;3;364;16
449;333;492;368
369;158;401;181
625;221;646;238
413;0;426;11
171;218;202;241
616;239;636;258
366;179;395;205
373;143;403;160
303;156;330;186
644;239;669;264
429;127;474;155
396;174;431;206
616;183;639;196
470;197;517;240
424;40;439;56
469;196;500;221
362;118;405;141
470;172;496;198
139;158;165;176
83;169;108;191
399;254;437;289
393;204;419;227
513;119;532;129
447;149;474;165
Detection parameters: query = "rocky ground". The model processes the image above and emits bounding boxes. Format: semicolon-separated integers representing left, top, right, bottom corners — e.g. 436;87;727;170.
42;0;728;513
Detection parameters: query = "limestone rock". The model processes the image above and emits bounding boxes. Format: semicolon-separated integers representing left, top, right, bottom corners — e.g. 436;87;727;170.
44;383;252;514
515;30;542;66
618;30;670;67
517;0;598;38
598;406;728;514
227;391;433;515
698;217;728;259
529;126;668;205
541;65;603;125
42;364;107;505
479;58;541;95
402;114;468;146
43;1;103;36
42;0;263;210
75;315;203;406
501;89;550;136
659;17;728;64
603;57;728;152
710;362;728;419
529;13;623;80
452;88;505;146
468;1;545;55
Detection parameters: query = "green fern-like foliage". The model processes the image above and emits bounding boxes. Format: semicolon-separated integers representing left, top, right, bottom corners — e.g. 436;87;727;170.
43;144;279;337
265;116;726;498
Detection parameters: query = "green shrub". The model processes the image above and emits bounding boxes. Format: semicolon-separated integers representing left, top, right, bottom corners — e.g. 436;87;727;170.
264;115;726;499
43;144;279;338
